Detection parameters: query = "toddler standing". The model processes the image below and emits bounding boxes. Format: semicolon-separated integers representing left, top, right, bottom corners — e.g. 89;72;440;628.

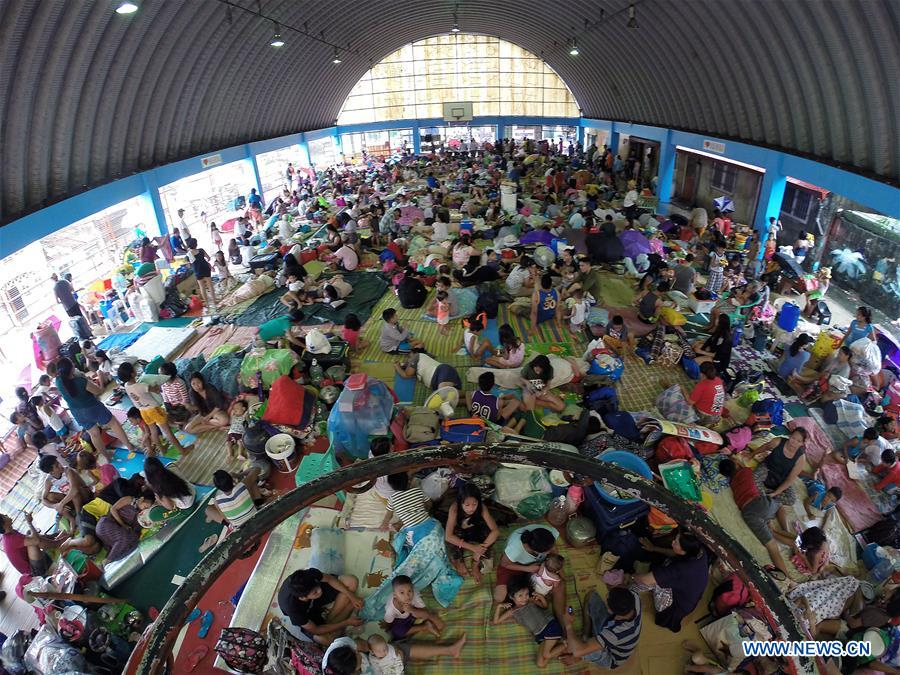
566;288;591;336
435;290;451;336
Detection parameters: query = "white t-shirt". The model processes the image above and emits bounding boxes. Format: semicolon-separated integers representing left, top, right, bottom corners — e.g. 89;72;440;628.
506;265;530;294
431;221;449;242
124;381;159;409
278;219;293;241
569;299;591;326
623;190;639;208
322;636;356;673
368;644;405;675
864;437;892;466
384;590;426;623
334;246;359;271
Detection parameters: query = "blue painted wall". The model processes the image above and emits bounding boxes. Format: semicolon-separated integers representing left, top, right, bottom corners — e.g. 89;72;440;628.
1;115;896;261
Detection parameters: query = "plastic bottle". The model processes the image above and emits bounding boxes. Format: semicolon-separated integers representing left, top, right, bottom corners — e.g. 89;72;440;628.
309;359;324;386
565;484;584;515
547;496;568;527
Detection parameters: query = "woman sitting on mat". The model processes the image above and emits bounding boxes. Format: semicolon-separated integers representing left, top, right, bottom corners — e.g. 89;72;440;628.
445;483;500;584
185;372;231;435
519;355;565;413
143;456;196;511
485;324;525;369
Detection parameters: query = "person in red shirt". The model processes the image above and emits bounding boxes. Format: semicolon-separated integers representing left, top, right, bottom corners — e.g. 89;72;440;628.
874;449;900;492
684;362;726;427
0;512;64;597
718;457;789;574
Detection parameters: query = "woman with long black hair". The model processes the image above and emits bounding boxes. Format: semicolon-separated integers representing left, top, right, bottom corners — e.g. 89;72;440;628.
143;456;195;510
445;483;500;583
54;357;134;456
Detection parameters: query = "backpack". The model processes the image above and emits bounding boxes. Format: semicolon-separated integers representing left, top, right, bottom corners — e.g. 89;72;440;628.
750;399;784;426
585;386;618;416
214;627;268;674
441;418;487;443
59;337;82;363
655;437;693;465
475;289;500;319
710;573;751;617
403;407;440;444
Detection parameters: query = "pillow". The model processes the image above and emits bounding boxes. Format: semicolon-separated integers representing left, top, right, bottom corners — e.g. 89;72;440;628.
659;306;687;326
309;527;345;575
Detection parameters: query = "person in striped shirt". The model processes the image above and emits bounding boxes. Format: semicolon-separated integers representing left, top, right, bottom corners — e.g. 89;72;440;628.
562;587;642;668
205;468;267;529
379;472;437;548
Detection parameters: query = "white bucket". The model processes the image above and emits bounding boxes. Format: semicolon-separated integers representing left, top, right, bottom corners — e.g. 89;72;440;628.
265;433;298;473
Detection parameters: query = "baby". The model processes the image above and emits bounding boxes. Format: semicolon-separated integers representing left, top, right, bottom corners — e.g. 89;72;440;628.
366;635;405;675
226;399;249;461
530;553;564;607
384;575;445;641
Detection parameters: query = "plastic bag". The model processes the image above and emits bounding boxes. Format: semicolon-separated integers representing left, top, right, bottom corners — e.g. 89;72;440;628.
494;466;551;509
850;337;882;376
420;469;452;501
24;625;89;674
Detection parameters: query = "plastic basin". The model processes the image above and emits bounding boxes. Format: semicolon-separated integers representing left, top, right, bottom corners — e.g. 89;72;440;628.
594;450;653;504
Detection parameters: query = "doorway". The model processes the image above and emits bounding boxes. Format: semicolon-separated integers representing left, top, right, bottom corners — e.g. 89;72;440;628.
679;156;701;205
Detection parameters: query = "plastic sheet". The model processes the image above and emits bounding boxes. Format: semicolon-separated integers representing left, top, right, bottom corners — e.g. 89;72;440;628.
327;376;394;459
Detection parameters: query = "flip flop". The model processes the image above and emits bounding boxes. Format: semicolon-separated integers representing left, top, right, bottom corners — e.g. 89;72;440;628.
198;534;219;553
186;645;209;672
197;610;214;639
186;608;201;623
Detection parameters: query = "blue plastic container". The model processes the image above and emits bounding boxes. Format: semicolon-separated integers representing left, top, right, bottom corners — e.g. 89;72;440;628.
777;302;801;332
593;450;653;505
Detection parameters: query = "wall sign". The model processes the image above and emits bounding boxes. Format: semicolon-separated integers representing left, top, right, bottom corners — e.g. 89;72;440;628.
200;154;222;168
702;140;726;154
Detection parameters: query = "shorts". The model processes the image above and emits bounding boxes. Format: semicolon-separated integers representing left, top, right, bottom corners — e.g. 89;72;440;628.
139;406;169;427
389;340;411;354
71;402;112;430
741;496;781;544
535;618;564;643
496;565;528;587
227;433;243;444
582;591;615;666
696;411;721;428
753;465;797;506
29;554;50;576
388;615;416;640
394;641;412;663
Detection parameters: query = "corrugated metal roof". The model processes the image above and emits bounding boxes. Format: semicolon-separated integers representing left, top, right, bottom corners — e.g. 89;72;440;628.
0;0;897;225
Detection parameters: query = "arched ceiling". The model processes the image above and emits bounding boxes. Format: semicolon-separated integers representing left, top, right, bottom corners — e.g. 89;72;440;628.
1;0;897;225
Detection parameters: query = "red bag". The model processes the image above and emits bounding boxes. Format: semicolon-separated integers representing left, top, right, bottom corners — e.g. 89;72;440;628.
655;436;692;464
692;440;721;456
263;376;308;426
300;248;318;264
711;573;751;617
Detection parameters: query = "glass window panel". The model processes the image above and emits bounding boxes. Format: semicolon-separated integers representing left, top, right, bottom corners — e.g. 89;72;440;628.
338;33;580;125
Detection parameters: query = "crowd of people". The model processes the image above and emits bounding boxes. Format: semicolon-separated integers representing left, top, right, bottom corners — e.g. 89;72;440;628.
2;133;899;674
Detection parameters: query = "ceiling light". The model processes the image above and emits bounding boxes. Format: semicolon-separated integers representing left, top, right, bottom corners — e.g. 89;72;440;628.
451;21;460;33
271;32;284;48
332;47;342;64
115;1;138;14
627;4;638;29
569;39;579;56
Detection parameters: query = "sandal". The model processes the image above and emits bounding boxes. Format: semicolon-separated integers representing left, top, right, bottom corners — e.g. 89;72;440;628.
197;610;214;639
186;645;209;671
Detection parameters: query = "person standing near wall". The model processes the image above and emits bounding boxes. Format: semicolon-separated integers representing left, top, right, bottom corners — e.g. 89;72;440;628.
51;273;92;338
177;209;192;241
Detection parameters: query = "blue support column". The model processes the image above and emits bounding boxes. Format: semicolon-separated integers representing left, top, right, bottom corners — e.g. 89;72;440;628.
297;139;311;168
608;130;620;154
412;122;421;155
656;132;676;214
245;145;263;197
141;172;168;236
332;132;343;163
577;125;585;149
755;156;787;237
496;122;505;141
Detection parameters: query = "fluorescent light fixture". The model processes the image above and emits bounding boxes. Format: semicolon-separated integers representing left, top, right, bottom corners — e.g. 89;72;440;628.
332;47;342;64
271;32;285;47
569;39;579;56
115;1;138;14
451;22;460;33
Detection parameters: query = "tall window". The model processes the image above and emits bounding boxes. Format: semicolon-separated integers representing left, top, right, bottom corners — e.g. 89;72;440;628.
256;146;305;202
337;34;580;125
781;185;814;221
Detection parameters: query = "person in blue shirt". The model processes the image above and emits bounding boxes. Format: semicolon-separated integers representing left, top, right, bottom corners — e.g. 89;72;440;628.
841;306;875;346
169;228;187;254
426;172;439;189
801;476;841;526
247;188;263;211
529;274;560;335
778;334;814;380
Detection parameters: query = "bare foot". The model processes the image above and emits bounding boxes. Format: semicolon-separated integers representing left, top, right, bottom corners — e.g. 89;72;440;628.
451;634;467;658
428;624;442;638
472;563;483;585
452;560;468;577
537;654;548;668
